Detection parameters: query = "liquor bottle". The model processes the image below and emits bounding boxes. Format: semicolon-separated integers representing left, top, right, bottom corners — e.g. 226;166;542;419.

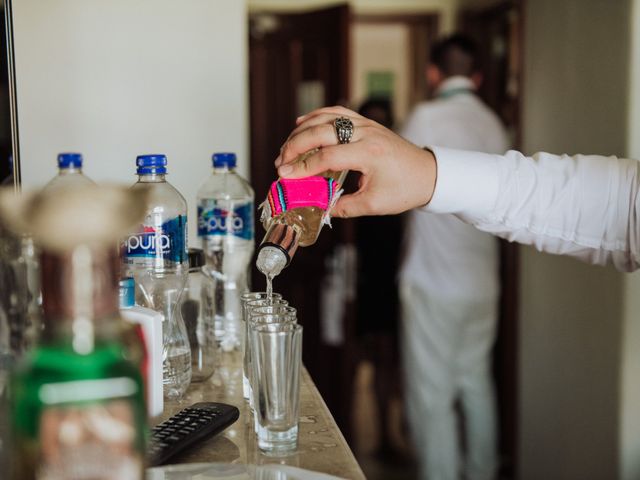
1;185;148;480
256;149;347;278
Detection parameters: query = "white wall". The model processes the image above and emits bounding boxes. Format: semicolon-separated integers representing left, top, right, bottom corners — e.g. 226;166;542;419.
520;0;630;478
350;23;411;122
12;0;248;245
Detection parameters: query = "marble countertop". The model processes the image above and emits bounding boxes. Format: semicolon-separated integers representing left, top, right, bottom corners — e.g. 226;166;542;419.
157;351;365;480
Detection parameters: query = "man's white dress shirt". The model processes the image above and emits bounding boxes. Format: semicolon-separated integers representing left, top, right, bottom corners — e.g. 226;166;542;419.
427;147;640;271
399;76;509;480
401;76;510;299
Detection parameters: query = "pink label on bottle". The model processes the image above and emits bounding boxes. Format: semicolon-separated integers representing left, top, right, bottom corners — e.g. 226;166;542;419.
267;177;340;217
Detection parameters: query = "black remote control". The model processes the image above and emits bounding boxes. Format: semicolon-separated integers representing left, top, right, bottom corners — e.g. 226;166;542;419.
148;402;240;466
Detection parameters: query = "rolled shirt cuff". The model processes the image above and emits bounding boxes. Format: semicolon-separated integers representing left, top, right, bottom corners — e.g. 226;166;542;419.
425;146;500;218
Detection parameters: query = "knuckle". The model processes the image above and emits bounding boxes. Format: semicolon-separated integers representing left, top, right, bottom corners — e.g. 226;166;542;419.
311;124;327;138
367;138;385;157
281;142;295;162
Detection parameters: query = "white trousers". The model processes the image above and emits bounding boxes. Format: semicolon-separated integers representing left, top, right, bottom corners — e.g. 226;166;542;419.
401;282;499;480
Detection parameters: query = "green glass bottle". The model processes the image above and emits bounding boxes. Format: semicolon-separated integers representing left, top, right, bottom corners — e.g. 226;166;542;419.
1;186;149;480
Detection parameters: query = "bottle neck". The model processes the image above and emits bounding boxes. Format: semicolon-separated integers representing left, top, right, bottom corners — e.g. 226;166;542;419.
137;172;166;183
59;167;83;175
213;166;234;173
259;221;300;265
40;245;121;352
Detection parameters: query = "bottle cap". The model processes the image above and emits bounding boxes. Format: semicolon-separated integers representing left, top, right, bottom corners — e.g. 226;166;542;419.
257;245;289;277
136;154;167;174
188;247;205;270
212;152;236;168
119;277;136;308
57;153;83;169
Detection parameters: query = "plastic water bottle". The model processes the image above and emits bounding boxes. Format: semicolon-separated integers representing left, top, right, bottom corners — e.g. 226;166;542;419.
43;152;95;190
197;152;254;352
122;154;191;400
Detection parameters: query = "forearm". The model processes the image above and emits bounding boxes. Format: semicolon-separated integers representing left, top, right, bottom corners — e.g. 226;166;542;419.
426;147;640;271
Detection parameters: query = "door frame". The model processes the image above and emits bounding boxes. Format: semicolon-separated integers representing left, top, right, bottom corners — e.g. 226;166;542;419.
459;2;525;478
353;14;440;112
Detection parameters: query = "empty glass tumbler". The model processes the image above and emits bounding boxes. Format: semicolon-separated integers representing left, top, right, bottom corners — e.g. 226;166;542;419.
247;305;297;409
249;321;303;455
240;292;283;399
244;300;293;406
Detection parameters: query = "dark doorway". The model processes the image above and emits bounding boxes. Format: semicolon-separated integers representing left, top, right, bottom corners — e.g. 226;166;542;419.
248;4;356;438
460;2;524;478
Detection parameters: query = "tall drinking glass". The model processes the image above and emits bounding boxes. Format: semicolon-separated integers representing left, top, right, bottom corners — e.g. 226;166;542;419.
240;293;284;400
250;322;302;455
240;292;283;347
247;305;296;410
248;305;297;323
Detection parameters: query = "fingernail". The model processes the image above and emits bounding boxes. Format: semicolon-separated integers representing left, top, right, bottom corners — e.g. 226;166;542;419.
278;164;293;176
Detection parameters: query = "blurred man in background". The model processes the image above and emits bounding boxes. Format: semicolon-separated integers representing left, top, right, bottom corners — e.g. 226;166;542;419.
399;34;509;480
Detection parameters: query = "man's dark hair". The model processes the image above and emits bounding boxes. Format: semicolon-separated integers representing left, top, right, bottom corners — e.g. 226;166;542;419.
430;34;479;78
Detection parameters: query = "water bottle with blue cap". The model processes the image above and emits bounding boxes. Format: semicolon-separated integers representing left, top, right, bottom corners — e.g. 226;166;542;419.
197;152;254;352
122;154;191;400
43;152;95;191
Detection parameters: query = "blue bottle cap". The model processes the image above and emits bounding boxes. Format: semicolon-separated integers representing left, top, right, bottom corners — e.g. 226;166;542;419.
119;277;136;308
136;154;167;174
57;153;83;169
212;152;236;168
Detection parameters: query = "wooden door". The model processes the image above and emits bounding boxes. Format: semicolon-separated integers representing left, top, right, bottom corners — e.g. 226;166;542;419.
249;5;355;437
460;2;524;478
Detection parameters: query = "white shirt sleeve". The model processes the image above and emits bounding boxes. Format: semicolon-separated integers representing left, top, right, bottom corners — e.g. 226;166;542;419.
426;147;640;271
400;108;427;146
